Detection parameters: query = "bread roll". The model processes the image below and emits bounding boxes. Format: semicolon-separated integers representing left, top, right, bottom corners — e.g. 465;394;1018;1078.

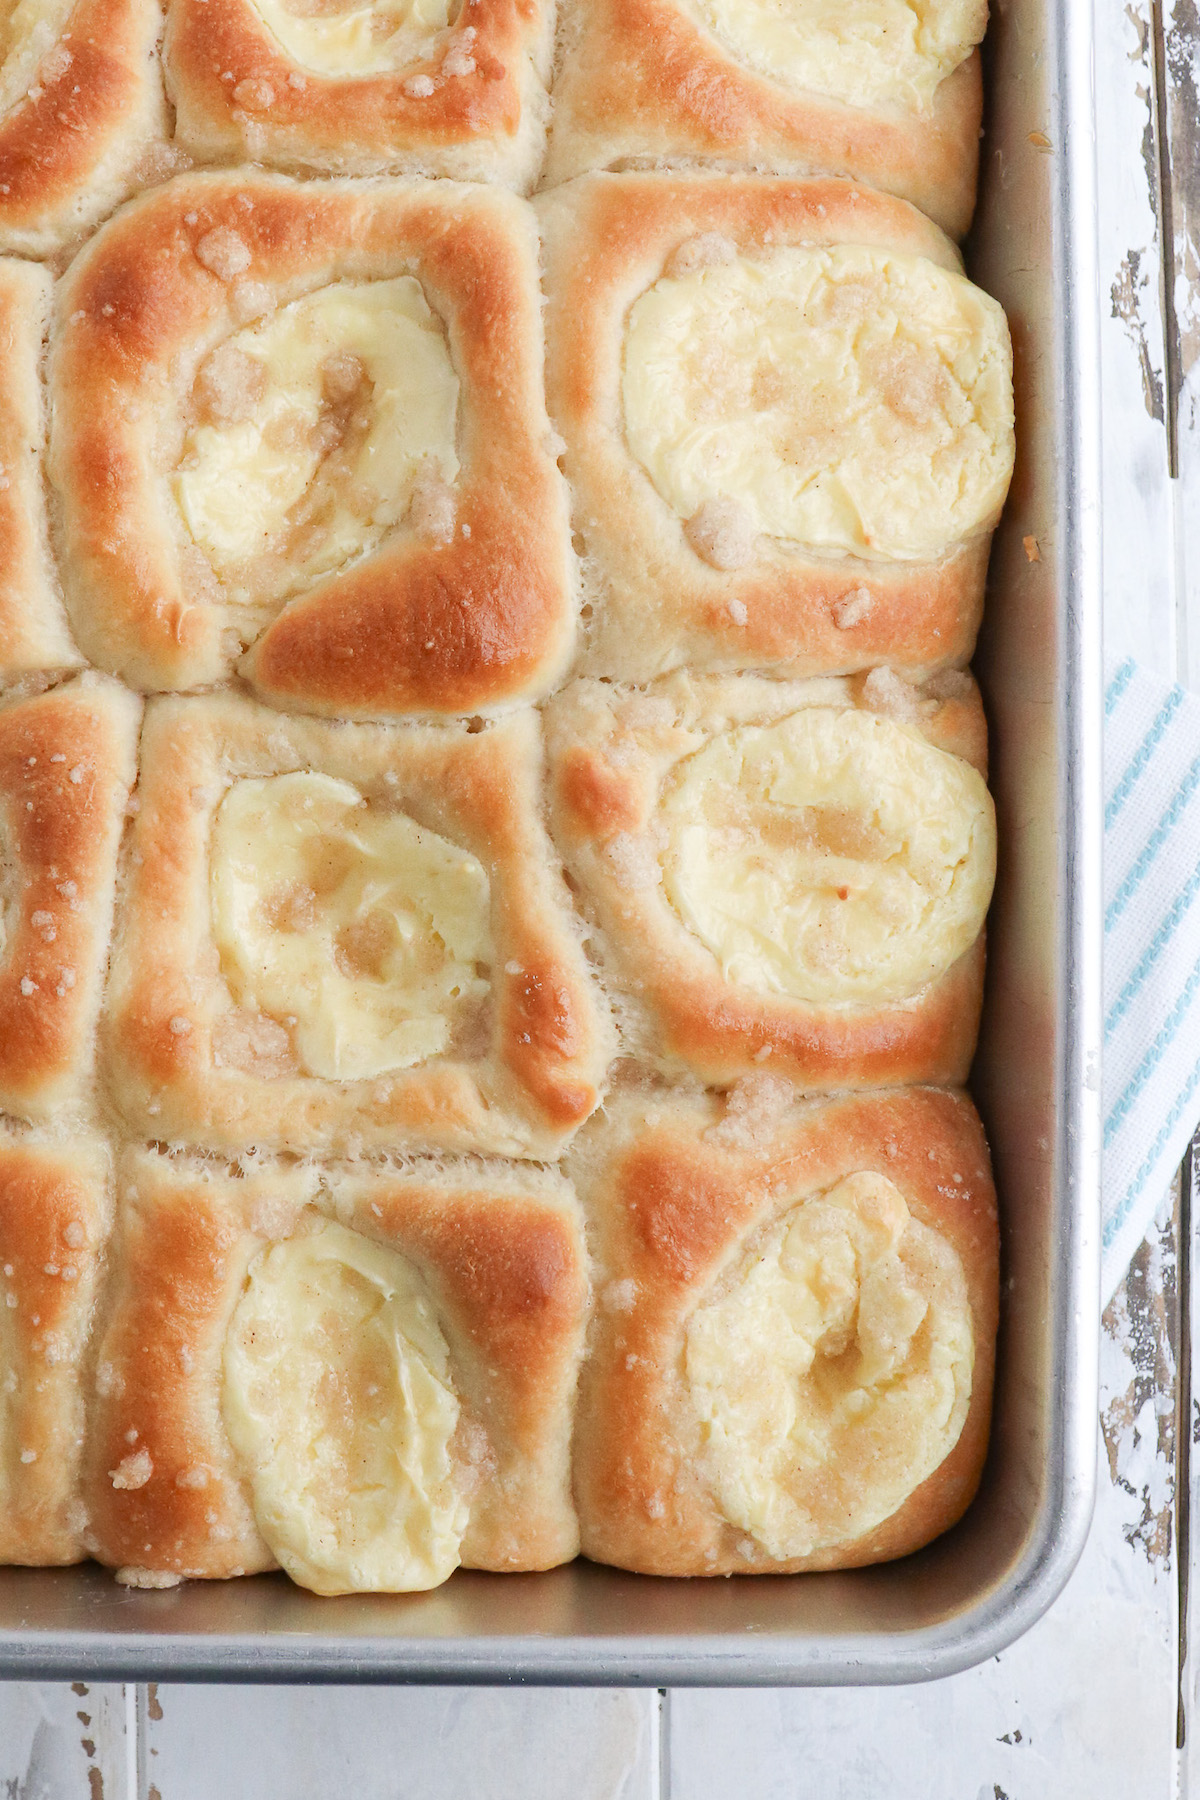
84;1148;589;1591
538;173;1013;685
104;693;613;1157
546;0;983;238
567;1085;998;1575
0;262;80;683
0;0;167;256
0;677;140;1123
166;0;553;188
0;1128;111;1567
546;669;993;1089
50;172;575;713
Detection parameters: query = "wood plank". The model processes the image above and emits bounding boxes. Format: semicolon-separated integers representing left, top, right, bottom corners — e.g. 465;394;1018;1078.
139;1686;658;1800
668;1198;1180;1800
1098;0;1176;676
0;1682;132;1799
1161;0;1200;690
1161;0;1200;1770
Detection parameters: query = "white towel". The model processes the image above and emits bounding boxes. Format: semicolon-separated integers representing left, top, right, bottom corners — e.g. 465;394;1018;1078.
1102;655;1200;1301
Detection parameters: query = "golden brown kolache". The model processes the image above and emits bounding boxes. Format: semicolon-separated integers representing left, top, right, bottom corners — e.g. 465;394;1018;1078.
0;0;1013;1598
545;0;985;238
537;172;1013;686
165;0;554;188
567;1086;998;1576
48;172;576;711
104;695;613;1157
0;1129;112;1567
84;1150;588;1590
0;263;81;683
545;669;994;1089
0;677;139;1124
0;0;168;257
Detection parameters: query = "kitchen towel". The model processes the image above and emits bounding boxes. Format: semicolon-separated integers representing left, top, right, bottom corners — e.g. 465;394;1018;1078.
1103;654;1200;1301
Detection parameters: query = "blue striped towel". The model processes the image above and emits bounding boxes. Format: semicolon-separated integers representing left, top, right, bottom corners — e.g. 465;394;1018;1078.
1102;655;1200;1301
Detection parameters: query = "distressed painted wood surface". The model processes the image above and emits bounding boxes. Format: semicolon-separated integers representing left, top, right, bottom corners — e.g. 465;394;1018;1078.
0;1684;131;1799
138;1688;657;1800
1164;0;1200;1786
1;0;1197;1789
1100;0;1176;677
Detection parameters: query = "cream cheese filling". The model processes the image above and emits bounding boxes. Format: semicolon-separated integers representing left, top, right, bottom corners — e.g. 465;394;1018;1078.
248;0;451;77
658;708;995;1006
622;244;1014;564
174;277;459;605
210;771;492;1082
685;1171;974;1560
0;0;77;121
683;0;986;115
223;1219;468;1595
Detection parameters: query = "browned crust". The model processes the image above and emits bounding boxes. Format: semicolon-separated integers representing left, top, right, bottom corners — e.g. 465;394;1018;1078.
546;0;981;238
537;173;1001;684
655;947;985;1088
0;262;81;681
546;671;991;1089
567;1086;998;1575
333;1163;589;1571
49;172;575;711
102;693;613;1156
0;678;140;1121
0;1130;112;1566
82;1155;290;1579
86;1151;586;1582
165;0;552;187
0;0;166;256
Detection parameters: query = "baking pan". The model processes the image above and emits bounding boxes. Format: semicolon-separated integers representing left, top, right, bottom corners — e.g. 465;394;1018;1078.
0;0;1102;1683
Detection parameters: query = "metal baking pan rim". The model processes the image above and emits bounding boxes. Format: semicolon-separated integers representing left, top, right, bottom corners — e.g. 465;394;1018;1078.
0;0;1103;1686
0;1483;1100;1684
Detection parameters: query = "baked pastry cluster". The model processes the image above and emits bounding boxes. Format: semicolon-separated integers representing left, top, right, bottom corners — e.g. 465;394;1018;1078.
0;0;1007;1594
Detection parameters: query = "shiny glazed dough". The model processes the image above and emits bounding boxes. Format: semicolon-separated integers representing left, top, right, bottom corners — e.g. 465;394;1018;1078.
622;243;1013;563
222;1218;468;1594
210;771;492;1081
684;1170;974;1559
174;277;459;605
658;706;995;1006
683;0;987;114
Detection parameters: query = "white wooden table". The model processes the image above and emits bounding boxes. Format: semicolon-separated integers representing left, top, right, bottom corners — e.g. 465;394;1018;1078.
5;0;1198;1790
